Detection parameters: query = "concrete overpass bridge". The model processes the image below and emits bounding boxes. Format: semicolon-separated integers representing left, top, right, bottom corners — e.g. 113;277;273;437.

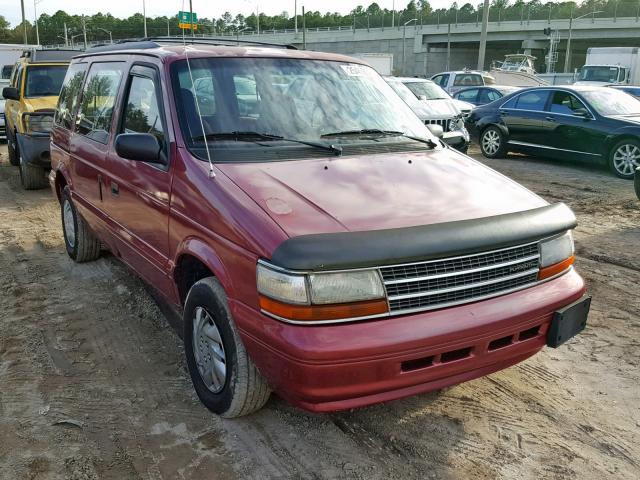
230;16;640;77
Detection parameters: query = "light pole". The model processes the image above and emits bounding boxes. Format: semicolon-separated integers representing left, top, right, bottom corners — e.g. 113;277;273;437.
402;18;417;75
564;10;603;73
392;0;395;28
143;0;148;37
96;27;113;43
20;0;27;45
34;0;43;45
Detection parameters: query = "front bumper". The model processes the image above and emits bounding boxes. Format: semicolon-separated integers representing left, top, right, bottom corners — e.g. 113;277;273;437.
233;269;586;412
16;132;51;167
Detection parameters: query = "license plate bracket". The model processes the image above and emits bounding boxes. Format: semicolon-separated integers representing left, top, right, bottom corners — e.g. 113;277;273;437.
547;295;591;348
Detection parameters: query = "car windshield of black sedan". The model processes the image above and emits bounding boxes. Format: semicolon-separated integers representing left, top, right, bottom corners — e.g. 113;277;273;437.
581;89;640;116
172;58;432;158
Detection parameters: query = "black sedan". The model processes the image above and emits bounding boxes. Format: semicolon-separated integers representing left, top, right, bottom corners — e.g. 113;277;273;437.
466;86;640;178
453;86;520;106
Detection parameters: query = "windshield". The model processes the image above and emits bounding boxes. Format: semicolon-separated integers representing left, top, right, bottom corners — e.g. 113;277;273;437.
581;88;640;116
403;80;449;100
578;66;621;83
172;58;432;160
386;80;421;108
25;65;68;97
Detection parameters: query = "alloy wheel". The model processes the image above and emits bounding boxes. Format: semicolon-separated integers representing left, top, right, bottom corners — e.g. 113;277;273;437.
192;306;227;393
613;144;640;177
482;129;501;156
62;200;76;248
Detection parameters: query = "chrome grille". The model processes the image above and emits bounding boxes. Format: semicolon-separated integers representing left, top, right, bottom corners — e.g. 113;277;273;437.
425;118;452;132
380;243;540;314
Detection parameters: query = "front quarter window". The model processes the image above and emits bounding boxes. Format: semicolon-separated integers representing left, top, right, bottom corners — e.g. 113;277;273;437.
54;63;87;130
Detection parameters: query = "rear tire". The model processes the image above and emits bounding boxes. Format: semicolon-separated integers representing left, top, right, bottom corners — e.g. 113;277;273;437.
61;186;101;262
184;277;271;418
19;154;47;190
480;126;507;159
609;139;640;179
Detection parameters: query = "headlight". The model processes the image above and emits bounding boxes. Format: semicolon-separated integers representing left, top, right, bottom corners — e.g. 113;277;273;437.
24;112;54;134
257;263;388;323
451;116;466;131
539;231;575;279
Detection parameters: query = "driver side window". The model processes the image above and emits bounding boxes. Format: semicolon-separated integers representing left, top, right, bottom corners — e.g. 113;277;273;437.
122;74;166;147
549;91;588;116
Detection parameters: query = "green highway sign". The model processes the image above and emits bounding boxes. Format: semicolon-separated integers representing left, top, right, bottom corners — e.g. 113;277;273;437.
178;11;198;23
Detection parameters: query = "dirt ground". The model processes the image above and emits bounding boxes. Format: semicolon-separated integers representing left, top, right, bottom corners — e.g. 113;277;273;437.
0;144;638;480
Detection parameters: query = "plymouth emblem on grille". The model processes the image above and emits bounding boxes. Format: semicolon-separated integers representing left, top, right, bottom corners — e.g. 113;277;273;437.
509;261;538;273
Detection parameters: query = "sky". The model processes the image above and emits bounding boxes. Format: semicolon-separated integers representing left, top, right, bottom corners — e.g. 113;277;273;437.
0;0;457;26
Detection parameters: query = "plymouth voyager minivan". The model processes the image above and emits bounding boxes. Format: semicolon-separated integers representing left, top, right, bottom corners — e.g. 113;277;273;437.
49;40;590;417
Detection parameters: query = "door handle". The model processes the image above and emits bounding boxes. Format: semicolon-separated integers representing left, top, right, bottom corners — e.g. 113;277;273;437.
545;116;556;122
110;182;119;197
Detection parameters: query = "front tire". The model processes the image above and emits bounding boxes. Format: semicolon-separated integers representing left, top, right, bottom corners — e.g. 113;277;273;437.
19;154;47;190
61;186;101;262
184;277;271;418
609;139;640;179
7;136;19;166
480;126;507;159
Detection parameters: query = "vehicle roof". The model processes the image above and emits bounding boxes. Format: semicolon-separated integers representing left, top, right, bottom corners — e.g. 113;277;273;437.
388;76;434;84
74;42;366;65
434;70;487;75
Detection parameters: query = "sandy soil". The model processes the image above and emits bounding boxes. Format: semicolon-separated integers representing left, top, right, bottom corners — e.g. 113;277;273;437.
0;145;638;480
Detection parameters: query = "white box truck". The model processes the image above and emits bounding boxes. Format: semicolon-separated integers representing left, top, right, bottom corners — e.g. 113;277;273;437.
575;47;640;86
351;53;394;76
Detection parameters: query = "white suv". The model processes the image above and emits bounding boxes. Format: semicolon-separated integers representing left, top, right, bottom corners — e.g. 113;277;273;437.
431;70;494;94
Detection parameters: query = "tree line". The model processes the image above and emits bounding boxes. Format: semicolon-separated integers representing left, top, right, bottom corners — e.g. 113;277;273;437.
0;0;636;46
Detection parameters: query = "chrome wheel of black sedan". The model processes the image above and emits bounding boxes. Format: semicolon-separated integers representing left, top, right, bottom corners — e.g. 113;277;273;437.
465;85;640;179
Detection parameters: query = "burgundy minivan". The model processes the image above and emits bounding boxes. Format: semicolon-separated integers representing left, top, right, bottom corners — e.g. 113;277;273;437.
49;40;590;417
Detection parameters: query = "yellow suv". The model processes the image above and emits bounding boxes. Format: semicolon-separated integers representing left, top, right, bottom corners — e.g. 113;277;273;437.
3;49;79;189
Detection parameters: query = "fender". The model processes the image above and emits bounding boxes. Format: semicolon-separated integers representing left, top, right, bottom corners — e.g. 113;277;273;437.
604;126;640;157
171;236;235;304
475;116;509;139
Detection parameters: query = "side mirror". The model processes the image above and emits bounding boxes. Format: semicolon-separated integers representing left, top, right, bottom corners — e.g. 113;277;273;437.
2;86;19;101
426;124;444;138
418;95;428;101
115;133;163;163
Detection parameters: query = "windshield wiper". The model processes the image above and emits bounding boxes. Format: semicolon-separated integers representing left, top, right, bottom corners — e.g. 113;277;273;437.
192;131;342;155
321;129;438;148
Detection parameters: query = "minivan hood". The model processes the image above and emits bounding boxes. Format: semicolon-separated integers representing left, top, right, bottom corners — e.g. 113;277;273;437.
217;149;547;238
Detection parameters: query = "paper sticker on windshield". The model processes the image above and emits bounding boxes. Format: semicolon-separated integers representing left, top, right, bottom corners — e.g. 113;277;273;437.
341;64;368;76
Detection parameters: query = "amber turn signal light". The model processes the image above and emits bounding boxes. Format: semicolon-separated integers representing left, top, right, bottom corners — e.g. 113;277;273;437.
259;295;389;322
538;255;575;280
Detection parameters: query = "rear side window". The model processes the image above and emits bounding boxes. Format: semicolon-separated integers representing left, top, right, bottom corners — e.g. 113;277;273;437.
453;74;483;87
456;89;478;102
511;91;550;111
432;74;449;87
54;63;87;130
76;62;124;144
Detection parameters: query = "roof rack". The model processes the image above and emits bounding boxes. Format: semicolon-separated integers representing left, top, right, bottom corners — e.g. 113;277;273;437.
20;48;83;62
85;36;297;54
